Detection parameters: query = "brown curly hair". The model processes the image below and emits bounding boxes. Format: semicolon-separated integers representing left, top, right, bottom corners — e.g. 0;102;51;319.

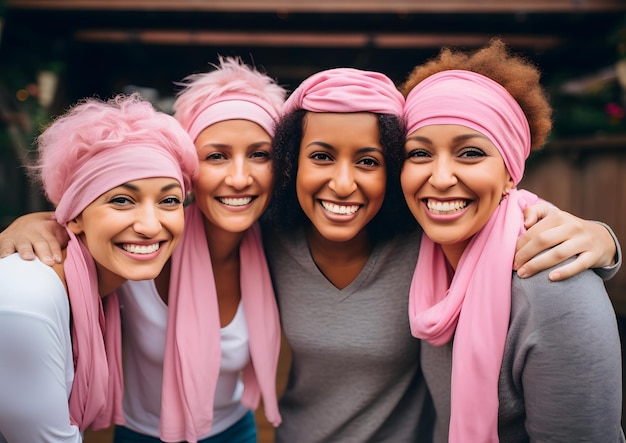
399;38;552;152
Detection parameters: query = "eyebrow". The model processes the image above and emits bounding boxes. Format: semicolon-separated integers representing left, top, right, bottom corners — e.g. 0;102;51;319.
200;140;271;150
406;133;491;144
119;181;182;192
304;141;384;155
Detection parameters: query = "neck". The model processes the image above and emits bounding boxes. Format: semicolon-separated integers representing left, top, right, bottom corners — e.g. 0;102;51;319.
203;218;246;265
441;239;470;271
306;226;373;289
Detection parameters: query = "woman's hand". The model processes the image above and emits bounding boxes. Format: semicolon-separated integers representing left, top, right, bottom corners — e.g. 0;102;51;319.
514;203;616;281
0;212;68;265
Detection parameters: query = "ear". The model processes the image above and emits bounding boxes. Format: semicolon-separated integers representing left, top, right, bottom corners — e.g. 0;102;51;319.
67;216;84;235
503;175;514;196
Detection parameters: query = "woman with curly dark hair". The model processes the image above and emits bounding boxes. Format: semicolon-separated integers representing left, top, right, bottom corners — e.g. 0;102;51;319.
402;38;624;442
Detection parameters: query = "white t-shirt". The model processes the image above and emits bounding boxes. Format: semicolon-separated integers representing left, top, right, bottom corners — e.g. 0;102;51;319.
0;254;81;442
118;279;250;438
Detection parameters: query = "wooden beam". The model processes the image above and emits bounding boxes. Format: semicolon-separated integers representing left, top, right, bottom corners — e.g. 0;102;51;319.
73;29;563;49
7;0;626;13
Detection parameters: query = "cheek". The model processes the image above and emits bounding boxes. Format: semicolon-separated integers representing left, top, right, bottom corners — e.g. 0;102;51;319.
364;172;387;207
255;163;274;192
164;209;186;239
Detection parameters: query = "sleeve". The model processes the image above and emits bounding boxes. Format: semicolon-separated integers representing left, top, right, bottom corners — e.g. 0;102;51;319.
512;268;624;442
0;255;82;443
591;221;622;281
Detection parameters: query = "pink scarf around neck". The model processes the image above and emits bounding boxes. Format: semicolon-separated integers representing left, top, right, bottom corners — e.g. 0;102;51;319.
409;189;539;442
159;202;282;442
65;231;124;431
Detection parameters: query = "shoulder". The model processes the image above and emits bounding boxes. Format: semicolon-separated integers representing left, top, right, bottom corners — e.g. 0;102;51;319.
0;253;69;321
511;258;613;327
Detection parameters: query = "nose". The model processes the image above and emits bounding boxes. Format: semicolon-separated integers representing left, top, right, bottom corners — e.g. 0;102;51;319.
224;157;253;190
328;161;358;196
132;203;162;238
428;157;458;190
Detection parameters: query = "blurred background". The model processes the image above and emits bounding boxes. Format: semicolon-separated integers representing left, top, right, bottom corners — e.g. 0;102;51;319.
1;1;625;441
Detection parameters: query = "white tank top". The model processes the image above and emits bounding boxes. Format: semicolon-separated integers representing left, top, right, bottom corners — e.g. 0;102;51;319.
117;279;250;438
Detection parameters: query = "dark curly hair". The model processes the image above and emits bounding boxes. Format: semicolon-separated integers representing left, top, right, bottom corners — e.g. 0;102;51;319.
262;109;417;240
399;38;552;152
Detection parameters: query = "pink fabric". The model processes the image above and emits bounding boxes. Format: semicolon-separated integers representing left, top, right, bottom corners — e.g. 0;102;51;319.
160;203;282;442
405;70;535;441
282;67;404;116
187;97;278;141
59;144;193;431
404;70;530;185
55;144;189;224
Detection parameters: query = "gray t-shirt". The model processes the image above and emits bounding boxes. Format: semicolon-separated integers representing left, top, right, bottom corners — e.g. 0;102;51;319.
265;228;433;443
421;262;625;442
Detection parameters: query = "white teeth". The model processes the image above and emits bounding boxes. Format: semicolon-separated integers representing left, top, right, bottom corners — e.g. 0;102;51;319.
321;201;360;215
122;243;160;254
427;199;468;214
219;197;253;206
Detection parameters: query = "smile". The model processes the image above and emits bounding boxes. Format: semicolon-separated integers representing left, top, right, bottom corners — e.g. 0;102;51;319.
122;243;161;254
218;196;253;206
426;199;469;215
321;200;360;215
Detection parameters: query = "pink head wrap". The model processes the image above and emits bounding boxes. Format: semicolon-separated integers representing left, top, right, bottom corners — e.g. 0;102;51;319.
404;70;530;185
36;94;198;432
282;67;404;116
404;71;540;442
174;56;286;142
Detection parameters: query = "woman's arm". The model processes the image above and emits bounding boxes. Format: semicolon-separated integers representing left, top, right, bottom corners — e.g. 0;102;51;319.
515;203;620;281
0;205;621;280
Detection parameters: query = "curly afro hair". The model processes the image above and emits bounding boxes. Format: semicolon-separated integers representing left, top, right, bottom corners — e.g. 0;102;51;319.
399;38;552;152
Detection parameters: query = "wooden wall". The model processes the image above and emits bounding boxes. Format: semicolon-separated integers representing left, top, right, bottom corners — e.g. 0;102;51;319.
520;135;626;315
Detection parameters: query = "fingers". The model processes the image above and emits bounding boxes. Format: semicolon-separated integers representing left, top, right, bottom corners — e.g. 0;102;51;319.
522;202;555;229
0;239;30;259
0;212;65;266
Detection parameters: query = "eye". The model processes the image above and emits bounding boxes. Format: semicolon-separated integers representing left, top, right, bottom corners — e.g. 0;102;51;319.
356;157;381;167
406;148;431;160
109;195;134;206
161;196;182;207
310;152;332;161
251;150;271;160
205;152;227;161
458;147;486;159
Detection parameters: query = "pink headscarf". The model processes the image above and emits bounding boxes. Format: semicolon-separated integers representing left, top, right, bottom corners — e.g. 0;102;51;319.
404;70;540;442
160;57;285;442
38;95;198;432
282;67;404;116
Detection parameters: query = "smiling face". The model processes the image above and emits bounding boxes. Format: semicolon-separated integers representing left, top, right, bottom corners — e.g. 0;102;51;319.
296;112;386;243
193;119;273;235
401;124;512;267
68;177;185;292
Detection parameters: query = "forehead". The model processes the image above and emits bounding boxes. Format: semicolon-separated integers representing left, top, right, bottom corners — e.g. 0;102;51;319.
301;112;381;147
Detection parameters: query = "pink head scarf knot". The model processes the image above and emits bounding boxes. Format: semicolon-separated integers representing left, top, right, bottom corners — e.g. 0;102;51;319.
404;70;531;185
404;70;540;442
282;67;404;116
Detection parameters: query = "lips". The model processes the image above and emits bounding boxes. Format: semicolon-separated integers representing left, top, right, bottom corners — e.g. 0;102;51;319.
121;242;161;254
218;196;254;206
320;200;360;215
425;199;469;215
